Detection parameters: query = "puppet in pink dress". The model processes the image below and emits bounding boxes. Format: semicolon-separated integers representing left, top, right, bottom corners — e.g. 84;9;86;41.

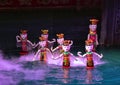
16;29;34;55
87;19;99;51
51;33;64;57
41;29;56;50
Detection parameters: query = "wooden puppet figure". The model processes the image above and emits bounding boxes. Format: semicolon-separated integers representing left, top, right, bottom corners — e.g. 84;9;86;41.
88;19;99;51
41;29;49;47
39;37;47;61
51;33;64;54
85;39;95;69
16;29;34;55
52;40;77;68
41;29;56;50
62;40;74;68
33;36;51;62
78;39;103;69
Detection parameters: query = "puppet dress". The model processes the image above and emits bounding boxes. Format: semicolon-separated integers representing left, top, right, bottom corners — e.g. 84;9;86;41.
89;33;97;51
63;52;70;68
86;52;94;69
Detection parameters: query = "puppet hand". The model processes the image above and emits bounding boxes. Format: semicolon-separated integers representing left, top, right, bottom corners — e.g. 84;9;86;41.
33;42;36;46
52;38;56;42
77;51;83;57
96;41;99;45
100;54;103;58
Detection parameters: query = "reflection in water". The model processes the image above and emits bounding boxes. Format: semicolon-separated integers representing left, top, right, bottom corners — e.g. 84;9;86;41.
85;68;103;84
86;69;93;84
78;67;103;84
0;50;104;85
63;68;69;84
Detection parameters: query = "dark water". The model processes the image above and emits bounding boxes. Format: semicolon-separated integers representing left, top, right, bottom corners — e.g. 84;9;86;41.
0;47;120;85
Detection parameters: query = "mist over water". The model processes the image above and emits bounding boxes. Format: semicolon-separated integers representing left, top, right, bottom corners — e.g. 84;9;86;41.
0;50;105;85
0;51;48;85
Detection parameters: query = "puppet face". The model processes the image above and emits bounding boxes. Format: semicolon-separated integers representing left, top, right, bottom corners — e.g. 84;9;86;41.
20;34;27;39
62;45;70;52
41;34;48;40
40;41;46;48
57;38;64;45
85;45;93;52
89;25;97;31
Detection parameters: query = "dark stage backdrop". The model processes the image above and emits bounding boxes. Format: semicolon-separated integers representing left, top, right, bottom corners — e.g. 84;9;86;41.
0;8;101;52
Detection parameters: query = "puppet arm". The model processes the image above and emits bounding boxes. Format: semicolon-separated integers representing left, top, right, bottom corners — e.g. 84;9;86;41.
96;34;99;45
46;48;55;59
16;35;21;42
87;34;90;40
52;53;63;60
33;42;39;48
48;38;56;43
27;40;35;47
82;53;87;58
70;40;73;46
70;53;78;61
51;46;59;52
32;49;41;61
93;52;103;59
77;51;84;57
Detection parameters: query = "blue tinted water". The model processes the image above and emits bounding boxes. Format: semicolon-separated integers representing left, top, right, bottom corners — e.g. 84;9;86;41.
0;47;120;85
